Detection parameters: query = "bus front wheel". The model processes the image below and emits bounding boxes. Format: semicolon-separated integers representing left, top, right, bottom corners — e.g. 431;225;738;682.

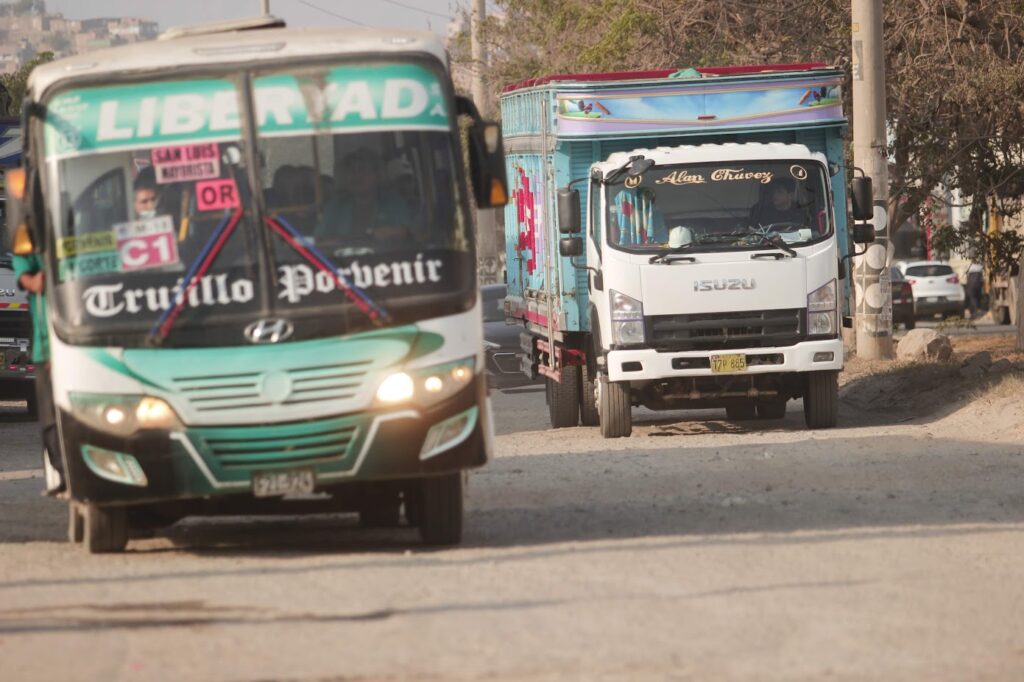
417;473;463;546
83;503;128;554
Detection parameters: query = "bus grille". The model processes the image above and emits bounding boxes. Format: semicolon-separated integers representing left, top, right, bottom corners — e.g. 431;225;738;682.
190;417;361;468
646;308;805;352
171;360;372;412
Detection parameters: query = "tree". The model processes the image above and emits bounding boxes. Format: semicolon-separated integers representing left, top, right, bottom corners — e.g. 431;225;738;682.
456;0;1024;259
0;51;53;117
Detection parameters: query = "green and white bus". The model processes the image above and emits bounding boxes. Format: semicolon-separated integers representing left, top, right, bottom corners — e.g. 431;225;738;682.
5;17;507;552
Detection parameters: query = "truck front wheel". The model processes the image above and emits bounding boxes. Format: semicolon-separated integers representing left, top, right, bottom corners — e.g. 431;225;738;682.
418;473;463;546
803;371;838;429
579;364;600;426
598;376;632;438
546;365;581;428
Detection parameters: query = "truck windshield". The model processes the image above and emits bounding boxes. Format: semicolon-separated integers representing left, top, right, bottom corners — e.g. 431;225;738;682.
42;60;470;347
606;160;831;253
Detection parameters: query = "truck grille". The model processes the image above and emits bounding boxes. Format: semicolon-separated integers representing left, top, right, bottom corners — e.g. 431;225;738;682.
171;360;372;413
647;308;805;352
0;311;32;341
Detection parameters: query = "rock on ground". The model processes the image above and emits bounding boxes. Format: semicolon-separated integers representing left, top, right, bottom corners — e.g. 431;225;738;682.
896;328;953;362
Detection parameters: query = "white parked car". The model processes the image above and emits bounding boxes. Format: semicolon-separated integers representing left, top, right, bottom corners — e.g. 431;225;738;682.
896;260;965;319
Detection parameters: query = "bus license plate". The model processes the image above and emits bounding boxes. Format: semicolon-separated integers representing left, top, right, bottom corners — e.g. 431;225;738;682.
710;354;747;373
252;469;315;498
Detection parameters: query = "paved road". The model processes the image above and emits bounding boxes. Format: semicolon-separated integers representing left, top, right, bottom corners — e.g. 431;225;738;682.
1;389;1023;681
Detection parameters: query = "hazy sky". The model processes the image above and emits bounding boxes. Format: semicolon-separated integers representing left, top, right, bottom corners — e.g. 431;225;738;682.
44;0;470;34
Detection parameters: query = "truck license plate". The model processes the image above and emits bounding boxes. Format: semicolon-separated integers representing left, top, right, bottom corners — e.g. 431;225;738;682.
710;353;747;373
252;468;315;497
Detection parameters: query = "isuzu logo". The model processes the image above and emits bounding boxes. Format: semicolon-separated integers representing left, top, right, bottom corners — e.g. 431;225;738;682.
245;318;294;344
693;278;756;292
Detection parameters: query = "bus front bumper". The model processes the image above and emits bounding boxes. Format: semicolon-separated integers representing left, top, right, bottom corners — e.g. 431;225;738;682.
60;376;490;506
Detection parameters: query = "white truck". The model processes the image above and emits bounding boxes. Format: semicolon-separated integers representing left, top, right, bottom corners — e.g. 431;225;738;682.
501;65;876;437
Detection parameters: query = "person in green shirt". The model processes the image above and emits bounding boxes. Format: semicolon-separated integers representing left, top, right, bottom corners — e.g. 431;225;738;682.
13;252;61;494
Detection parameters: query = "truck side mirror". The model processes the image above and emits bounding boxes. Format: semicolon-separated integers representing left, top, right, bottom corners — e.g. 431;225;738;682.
852;223;875;244
851;176;874;221
467;121;508;208
559;236;583;257
557;188;581;234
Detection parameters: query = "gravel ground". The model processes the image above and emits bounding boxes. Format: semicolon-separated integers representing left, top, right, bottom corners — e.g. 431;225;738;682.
1;367;1023;681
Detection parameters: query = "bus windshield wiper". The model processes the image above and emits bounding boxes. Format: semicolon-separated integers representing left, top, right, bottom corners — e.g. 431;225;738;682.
265;215;389;325
149;208;244;344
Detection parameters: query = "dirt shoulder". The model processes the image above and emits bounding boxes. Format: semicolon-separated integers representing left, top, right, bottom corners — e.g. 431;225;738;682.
841;333;1024;441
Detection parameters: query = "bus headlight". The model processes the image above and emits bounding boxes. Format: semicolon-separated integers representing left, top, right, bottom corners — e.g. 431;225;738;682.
69;393;184;436
375;357;477;408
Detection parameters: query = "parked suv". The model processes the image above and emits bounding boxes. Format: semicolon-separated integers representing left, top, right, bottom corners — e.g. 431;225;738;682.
897;261;965;319
0;251;36;416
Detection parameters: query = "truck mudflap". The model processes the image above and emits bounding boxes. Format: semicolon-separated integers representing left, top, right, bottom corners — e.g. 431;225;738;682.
605;338;843;383
58;375;489;506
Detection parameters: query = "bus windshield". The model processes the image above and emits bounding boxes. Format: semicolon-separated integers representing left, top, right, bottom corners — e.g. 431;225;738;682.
606;160;831;254
42;60;471;347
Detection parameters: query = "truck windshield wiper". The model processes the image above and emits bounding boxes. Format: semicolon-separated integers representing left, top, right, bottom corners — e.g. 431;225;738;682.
649;242;696;264
752;233;797;257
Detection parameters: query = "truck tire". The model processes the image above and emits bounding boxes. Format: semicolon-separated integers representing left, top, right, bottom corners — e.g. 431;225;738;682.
418;473;463;546
996;306;1011;325
598;377;632;438
68;502;84;543
803;371;838;429
579;364;600;426
904;318;916;330
726;403;757;420
546;365;580;428
83;503;128;554
756;399;787;420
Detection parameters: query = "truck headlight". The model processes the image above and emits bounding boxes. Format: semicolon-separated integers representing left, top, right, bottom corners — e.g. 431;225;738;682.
807;279;837;312
807;279;837;336
69;393;184;436
610;290;645;346
375;356;476;408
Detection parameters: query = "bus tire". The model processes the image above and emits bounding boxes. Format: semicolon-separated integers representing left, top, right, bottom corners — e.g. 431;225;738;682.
418;473;463;546
579;364;600;426
804;370;838;429
68;502;84;543
726;403;757;420
83;503;128;554
756;399;788;420
547;365;580;428
598;377;632;438
359;494;402;528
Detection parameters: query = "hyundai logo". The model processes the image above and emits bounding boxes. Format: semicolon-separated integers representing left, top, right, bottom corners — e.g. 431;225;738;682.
244;318;294;344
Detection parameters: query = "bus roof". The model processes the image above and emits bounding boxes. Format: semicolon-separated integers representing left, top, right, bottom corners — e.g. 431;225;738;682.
29;25;448;99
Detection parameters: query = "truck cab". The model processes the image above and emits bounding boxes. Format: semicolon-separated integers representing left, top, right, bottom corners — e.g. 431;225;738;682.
501;65;869;437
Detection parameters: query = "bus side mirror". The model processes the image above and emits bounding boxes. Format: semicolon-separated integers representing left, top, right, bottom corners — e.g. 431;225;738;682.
557;188;580;234
467;120;508;209
3;167;35;255
852;223;875;244
851;176;874;221
559;236;583;257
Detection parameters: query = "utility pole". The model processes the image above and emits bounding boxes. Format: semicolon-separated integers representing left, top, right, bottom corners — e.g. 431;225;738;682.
470;0;488;117
260;0;270;16
470;0;502;284
851;0;894;359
